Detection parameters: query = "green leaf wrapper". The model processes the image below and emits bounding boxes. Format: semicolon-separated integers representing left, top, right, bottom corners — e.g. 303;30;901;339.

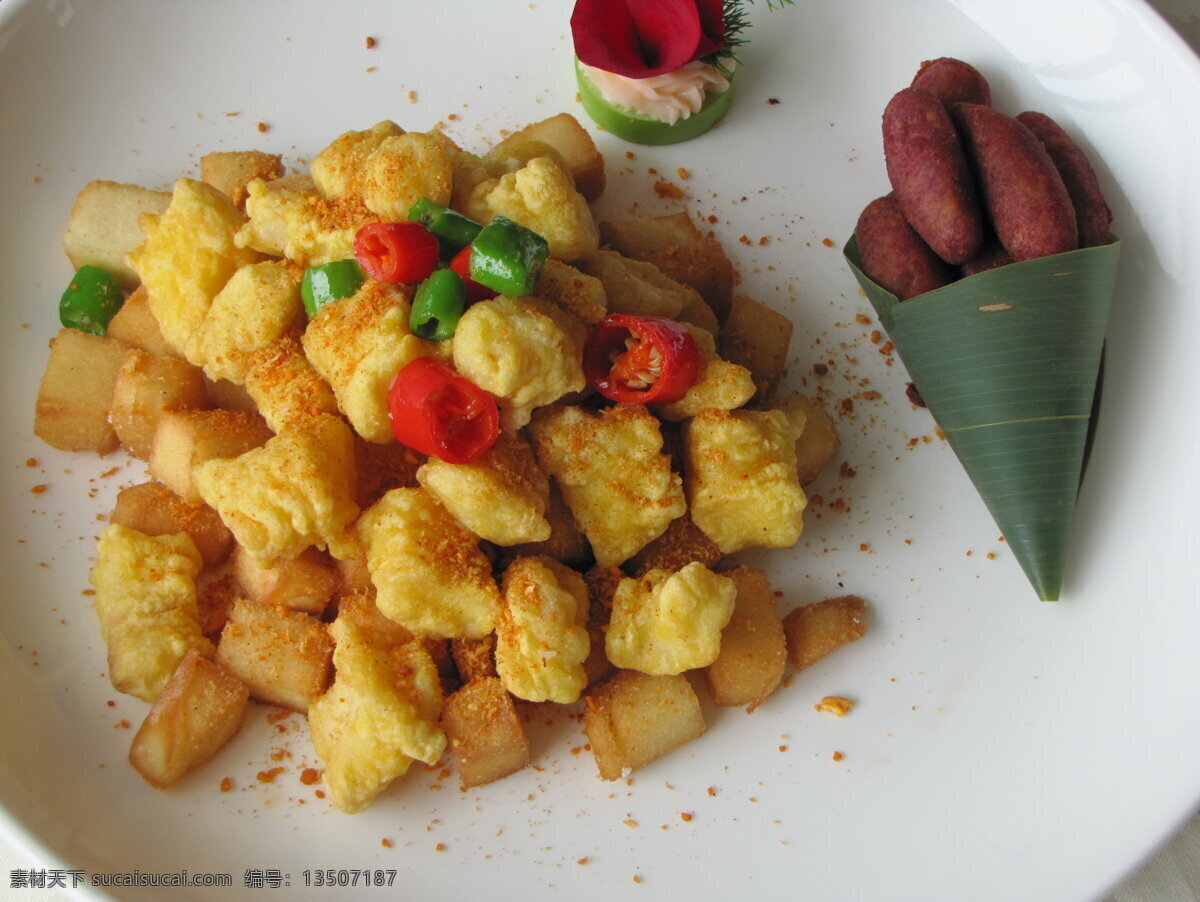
844;237;1121;601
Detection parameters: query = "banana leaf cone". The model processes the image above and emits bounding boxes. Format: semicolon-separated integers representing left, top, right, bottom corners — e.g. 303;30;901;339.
843;238;1121;601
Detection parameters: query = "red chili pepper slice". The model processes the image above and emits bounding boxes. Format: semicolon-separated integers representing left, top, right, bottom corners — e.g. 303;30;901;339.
387;357;499;464
354;221;440;284
449;245;496;303
582;313;701;404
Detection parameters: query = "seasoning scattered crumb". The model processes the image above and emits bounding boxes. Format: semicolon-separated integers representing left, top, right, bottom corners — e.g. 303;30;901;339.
815;696;855;717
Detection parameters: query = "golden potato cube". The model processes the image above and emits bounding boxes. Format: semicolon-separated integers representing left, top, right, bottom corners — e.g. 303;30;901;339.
583;671;705;781
200;150;284;208
129;650;249;788
775;392;840;484
577;249;693;319
62;180;171;289
783;595;869;672
703;567;787;711
33;329;129;454
718;295;794;400
624;513;723;578
106;285;177;357
148;408;273;503
204;377;260;414
599;212;701;256
215;598;334;711
110;481;232;567
441;677;531;788
581;566;621;689
450;634;498;683
110;348;209;460
336;591;416;649
196;558;239;637
491;113;606;201
233;545;338;615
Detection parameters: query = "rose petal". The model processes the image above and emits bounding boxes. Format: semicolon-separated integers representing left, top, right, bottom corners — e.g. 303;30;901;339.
572;0;726;79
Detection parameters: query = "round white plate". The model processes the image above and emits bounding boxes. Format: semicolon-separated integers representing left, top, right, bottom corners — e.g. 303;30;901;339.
2;2;1198;900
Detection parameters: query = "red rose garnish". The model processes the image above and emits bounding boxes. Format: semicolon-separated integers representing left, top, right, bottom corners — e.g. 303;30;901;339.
571;0;727;79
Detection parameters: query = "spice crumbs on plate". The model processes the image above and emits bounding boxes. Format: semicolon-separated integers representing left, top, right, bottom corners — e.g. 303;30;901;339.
381;838;393;849
365;35;377;49
257;122;269;133
219;777;234;792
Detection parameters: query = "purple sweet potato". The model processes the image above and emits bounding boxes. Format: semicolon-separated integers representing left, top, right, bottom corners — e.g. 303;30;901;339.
1016;110;1113;248
951;103;1078;261
855;195;955;300
911;57;992;107
960;239;1014;277
883;87;984;265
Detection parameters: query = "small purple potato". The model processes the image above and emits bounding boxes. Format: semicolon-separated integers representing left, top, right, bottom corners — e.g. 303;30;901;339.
883;87;985;265
960;240;1014;277
855;195;955;300
911;57;992;107
1016;111;1114;248
951;103;1078;261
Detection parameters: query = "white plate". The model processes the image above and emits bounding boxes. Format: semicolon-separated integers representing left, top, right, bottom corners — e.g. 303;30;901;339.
2;1;1198;900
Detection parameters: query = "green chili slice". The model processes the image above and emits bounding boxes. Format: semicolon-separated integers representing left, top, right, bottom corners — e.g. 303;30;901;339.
408;197;483;255
301;259;365;317
59;265;124;335
410;268;467;340
468;216;549;296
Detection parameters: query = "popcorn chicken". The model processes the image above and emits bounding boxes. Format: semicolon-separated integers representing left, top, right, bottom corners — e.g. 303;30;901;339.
495;556;591;703
89;524;212;702
530;404;686;567
533;259;607;324
362;132;453;220
605;563;735;675
302;282;436;443
482;156;599;261
355;488;501;639
193;414;359;561
451;295;586;429
651;323;756;422
308;616;446;814
577;249;695;319
310;121;405;200
243;336;341;433
416;430;551;546
185;261;304;384
235;175;373;267
684;408;807;554
127;177;261;355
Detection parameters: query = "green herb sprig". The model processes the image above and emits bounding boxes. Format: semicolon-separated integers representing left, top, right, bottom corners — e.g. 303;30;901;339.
704;0;794;77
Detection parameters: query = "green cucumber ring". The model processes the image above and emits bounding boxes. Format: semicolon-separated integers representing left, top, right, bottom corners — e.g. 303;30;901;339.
574;57;735;145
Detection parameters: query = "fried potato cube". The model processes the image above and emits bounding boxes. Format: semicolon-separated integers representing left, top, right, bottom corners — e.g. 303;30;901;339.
336;591;417;648
483;156;599;261
110;348;209;460
185;261;304;384
492;113;606;201
90;524;212;702
233;546;338;615
651;323;756;422
441;677;531;788
215;598;334;711
583;671;705;781
495;556;591;703
302;282;436;443
362;132;453;219
129;650;249;788
530;404;686;568
310;120;406;200
581;567;620;688
243;336;340;433
605;563;735;676
149;409;273;503
718;295;794;400
200;150;284;208
417;431;551;546
534;259;607;324
355;487;501;639
451;295;587;429
236;174;373;267
62;180;171;289
106;286;176;357
451;634;498;683
193;414;359;561
33;329;129;454
577;249;695;319
196;559;239;637
624;513;723;578
684;408;807;554
703;567;786;711
111;481;232;567
128;177;261;355
783;595;869;672
599;212;701;256
307;616;446;814
774;392;839;484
